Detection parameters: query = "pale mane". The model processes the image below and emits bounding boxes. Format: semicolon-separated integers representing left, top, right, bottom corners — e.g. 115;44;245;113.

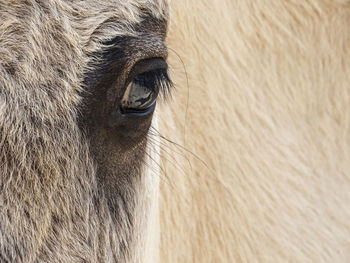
161;0;350;262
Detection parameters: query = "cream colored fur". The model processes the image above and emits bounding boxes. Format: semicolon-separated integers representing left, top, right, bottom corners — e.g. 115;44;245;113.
143;113;161;263
160;0;350;262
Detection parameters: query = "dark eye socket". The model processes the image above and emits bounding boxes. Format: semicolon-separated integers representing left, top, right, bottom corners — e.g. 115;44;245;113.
120;58;172;115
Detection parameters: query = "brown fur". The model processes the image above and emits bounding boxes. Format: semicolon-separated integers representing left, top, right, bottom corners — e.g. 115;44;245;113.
0;0;168;262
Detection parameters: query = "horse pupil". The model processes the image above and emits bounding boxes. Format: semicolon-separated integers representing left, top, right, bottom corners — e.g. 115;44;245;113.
124;74;157;111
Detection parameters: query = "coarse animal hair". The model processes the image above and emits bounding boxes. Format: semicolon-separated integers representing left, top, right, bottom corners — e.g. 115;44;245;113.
1;0;350;263
0;0;169;262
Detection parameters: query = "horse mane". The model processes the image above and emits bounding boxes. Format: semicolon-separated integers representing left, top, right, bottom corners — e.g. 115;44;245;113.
161;1;350;262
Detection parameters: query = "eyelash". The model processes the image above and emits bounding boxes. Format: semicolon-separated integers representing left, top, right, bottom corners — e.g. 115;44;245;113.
135;68;173;100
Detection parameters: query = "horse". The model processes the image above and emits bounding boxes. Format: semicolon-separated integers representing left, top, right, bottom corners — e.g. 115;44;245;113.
0;0;169;262
1;0;350;262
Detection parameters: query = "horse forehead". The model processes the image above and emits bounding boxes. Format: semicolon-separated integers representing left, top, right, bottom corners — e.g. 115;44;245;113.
77;0;170;21
0;0;169;50
0;0;169;97
1;0;170;30
0;0;170;69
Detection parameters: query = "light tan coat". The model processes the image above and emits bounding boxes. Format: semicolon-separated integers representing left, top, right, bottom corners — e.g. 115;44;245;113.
161;1;350;262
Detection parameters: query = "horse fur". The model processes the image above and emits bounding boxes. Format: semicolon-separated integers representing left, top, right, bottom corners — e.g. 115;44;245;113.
161;0;350;262
0;0;167;262
1;0;350;262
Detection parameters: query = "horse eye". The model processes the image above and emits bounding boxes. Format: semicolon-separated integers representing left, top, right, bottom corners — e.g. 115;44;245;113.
121;70;160;114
